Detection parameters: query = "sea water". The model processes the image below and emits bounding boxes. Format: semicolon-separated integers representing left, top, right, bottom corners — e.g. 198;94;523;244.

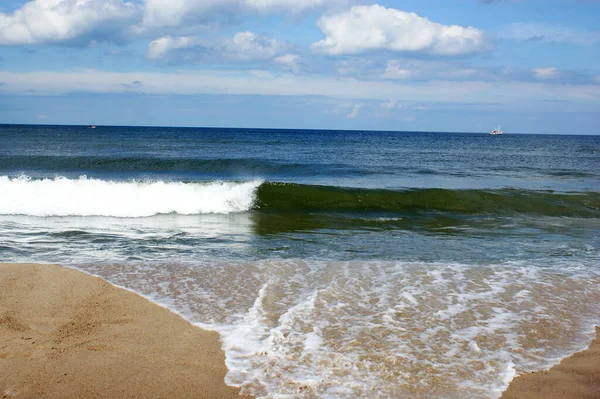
1;125;599;398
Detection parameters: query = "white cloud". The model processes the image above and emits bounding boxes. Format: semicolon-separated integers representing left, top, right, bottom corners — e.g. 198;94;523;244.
375;59;485;82
140;0;219;30
532;67;559;80
529;67;594;85
1;69;598;111
141;0;341;29
311;4;490;56
147;31;288;63
346;103;361;118
503;23;600;46
222;31;287;61
0;0;142;45
339;58;594;85
245;0;342;14
0;0;343;45
274;54;302;73
379;100;430;111
147;35;204;60
381;60;412;80
381;100;399;109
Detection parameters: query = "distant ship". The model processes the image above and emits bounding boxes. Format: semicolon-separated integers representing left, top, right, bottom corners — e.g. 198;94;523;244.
490;126;502;135
88;124;96;129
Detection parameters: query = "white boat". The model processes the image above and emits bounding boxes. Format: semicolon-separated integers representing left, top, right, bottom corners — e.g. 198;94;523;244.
490;126;502;135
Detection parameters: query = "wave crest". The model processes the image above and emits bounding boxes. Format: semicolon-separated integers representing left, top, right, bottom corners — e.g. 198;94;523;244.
1;177;598;218
256;183;600;217
0;176;260;217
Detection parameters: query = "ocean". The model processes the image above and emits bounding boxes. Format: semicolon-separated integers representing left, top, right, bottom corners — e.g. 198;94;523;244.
1;124;599;398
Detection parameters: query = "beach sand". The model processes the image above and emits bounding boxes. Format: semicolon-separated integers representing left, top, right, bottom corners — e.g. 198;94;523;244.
2;262;599;399
0;263;251;399
501;326;600;399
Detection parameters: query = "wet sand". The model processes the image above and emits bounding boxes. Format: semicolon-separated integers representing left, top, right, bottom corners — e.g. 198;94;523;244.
0;263;251;399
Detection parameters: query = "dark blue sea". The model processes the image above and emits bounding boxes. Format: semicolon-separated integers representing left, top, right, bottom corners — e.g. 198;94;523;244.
1;124;599;398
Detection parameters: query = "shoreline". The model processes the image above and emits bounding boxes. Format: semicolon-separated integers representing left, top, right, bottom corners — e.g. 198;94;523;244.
1;263;599;398
501;326;600;399
0;263;251;399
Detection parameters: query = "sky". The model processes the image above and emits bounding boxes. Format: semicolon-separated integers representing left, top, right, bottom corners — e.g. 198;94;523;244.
0;0;599;134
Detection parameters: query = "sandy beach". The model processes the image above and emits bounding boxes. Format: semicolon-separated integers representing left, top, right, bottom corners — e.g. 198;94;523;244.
0;263;251;399
1;262;599;399
501;326;600;399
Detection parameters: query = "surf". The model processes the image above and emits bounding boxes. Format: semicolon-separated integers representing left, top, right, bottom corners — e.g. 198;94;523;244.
1;176;598;218
0;176;260;217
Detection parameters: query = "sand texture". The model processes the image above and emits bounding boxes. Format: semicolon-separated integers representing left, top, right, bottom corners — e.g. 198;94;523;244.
502;326;600;399
0;263;251;399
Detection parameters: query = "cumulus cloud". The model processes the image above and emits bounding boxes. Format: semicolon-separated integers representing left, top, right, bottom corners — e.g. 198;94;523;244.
147;31;288;63
141;0;342;29
503;23;600;46
273;54;302;73
147;36;205;60
311;4;491;56
0;0;344;45
381;61;412;80
0;0;142;45
221;31;287;61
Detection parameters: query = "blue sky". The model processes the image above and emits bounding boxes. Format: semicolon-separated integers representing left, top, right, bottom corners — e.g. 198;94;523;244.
0;0;598;134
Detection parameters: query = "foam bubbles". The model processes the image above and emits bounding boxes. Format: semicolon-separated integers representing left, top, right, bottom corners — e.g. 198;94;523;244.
0;175;261;217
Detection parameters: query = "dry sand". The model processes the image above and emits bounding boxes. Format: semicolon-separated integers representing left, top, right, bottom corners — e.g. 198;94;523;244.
501;325;600;399
0;263;251;399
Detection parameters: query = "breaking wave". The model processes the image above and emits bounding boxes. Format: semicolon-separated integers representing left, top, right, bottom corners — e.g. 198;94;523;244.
0;176;260;217
0;176;598;218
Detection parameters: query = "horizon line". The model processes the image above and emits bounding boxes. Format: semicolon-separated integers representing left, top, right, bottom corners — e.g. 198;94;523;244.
1;123;597;136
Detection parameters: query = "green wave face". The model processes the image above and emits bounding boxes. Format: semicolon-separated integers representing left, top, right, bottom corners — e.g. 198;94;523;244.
255;183;600;218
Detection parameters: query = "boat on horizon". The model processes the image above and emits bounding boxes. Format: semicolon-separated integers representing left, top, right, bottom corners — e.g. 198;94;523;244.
88;124;96;129
490;126;502;135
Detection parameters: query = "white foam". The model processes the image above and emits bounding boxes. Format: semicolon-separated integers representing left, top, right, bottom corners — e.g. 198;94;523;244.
0;175;260;217
401;292;419;306
191;260;600;399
